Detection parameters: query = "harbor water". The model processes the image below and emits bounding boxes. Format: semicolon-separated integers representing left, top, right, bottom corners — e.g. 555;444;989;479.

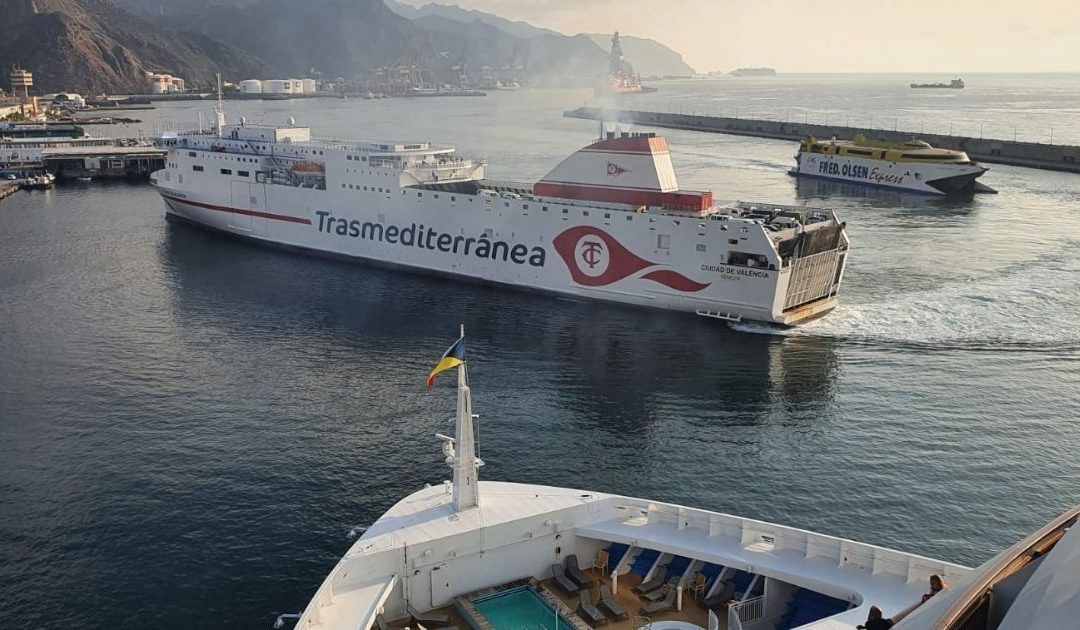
2;74;1079;628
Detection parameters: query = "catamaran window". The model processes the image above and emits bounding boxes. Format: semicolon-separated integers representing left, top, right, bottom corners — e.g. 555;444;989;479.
221;168;231;175
188;152;196;157
238;171;249;177
604;213;611;219
542;206;549;212
193;165;204;172
658;234;671;249
696;244;707;252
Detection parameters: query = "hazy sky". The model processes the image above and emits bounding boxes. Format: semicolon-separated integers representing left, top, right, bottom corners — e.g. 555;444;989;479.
401;0;1080;73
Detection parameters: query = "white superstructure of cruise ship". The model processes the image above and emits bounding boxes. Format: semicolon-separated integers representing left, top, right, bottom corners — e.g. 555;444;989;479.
287;344;1080;630
150;117;849;326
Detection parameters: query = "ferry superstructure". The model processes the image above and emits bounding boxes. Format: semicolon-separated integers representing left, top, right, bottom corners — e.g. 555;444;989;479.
150;119;849;325
288;342;1080;630
792;135;990;195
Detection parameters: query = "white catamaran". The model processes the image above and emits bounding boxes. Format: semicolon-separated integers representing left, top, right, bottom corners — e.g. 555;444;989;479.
287;334;1080;630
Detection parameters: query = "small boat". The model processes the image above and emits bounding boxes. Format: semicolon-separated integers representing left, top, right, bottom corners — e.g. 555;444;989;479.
76;176;93;182
23;173;56;190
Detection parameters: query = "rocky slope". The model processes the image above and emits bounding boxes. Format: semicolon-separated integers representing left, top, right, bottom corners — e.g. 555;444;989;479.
0;0;265;93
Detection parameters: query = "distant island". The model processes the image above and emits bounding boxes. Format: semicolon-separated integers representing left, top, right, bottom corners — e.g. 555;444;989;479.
729;67;777;77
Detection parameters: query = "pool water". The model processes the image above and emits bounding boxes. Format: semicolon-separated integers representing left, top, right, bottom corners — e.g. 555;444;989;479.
472;587;573;630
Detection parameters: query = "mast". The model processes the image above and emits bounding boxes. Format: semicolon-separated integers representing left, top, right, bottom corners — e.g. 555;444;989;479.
214;73;226;137
452;324;480;511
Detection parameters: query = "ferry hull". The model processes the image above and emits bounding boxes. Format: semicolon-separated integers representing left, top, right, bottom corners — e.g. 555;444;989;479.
156;188;838;326
794;151;987;195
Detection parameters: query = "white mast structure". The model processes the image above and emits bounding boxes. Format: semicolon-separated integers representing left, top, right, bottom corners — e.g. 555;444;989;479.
215;73;226;137
437;325;483;511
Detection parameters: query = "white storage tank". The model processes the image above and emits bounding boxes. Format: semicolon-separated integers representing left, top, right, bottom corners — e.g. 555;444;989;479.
239;79;263;94
264;80;289;94
301;79;317;94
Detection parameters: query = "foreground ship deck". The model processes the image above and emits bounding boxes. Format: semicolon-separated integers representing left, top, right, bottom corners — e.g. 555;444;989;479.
291;337;1080;630
151;116;849;325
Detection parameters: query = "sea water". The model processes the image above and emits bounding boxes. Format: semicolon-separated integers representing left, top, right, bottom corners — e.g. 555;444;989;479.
2;75;1079;628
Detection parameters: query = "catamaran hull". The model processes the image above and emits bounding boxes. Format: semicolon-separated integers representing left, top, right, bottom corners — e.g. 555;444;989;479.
793;151;988;194
156;187;840;326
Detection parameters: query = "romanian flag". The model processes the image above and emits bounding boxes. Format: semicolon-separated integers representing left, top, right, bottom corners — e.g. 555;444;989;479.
427;336;466;388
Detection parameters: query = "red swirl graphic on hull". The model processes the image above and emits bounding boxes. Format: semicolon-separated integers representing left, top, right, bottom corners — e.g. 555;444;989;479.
553;226;710;292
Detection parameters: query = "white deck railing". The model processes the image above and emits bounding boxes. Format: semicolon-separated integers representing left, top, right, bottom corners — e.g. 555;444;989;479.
727;594;765;630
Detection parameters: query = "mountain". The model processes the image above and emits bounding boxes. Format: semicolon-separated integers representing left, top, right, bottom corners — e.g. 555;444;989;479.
389;1;696;78
164;0;417;78
587;34;695;77
0;0;265;93
387;0;558;39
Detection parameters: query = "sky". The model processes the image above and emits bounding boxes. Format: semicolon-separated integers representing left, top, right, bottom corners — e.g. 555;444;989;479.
399;0;1080;74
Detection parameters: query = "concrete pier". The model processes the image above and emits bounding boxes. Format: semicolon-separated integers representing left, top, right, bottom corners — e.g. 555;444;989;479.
564;107;1080;174
0;182;19;202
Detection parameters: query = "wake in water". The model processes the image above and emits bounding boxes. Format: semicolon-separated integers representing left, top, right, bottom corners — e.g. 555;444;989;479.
731;250;1080;351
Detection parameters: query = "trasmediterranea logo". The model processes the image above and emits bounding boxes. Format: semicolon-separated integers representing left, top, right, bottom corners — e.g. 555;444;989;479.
553;226;710;292
606;162;629;177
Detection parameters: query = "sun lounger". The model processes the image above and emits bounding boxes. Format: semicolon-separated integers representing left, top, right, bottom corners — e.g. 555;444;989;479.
599;585;628;621
552;564;582;594
408;605;451;627
565;554;592;587
578;589;608;625
644;583;679;603
632;565;668;594
639;586;678;615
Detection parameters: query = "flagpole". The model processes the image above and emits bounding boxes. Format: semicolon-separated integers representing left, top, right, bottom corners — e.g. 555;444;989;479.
453;325;479;511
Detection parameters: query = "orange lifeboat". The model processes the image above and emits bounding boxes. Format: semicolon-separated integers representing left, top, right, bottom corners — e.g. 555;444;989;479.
291;161;325;174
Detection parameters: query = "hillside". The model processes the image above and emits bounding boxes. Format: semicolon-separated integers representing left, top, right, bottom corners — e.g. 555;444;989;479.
0;0;264;93
586;33;695;77
165;0;417;78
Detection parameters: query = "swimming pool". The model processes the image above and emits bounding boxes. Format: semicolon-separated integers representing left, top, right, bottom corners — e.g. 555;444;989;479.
471;586;575;630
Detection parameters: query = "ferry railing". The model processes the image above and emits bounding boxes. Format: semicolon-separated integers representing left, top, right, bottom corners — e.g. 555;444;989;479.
727;595;764;629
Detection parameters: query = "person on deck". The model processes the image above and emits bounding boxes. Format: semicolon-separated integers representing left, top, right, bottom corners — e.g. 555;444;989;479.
921;574;948;604
857;605;894;630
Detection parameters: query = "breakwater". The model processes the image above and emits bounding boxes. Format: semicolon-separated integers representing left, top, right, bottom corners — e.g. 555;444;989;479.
564;107;1080;173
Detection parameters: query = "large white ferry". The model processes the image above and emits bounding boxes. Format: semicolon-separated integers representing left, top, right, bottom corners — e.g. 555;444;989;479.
150;116;850;325
792;135;991;195
287;342;1080;630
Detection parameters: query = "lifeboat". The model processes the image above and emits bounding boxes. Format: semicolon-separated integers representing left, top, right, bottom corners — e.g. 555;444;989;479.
291;161;326;174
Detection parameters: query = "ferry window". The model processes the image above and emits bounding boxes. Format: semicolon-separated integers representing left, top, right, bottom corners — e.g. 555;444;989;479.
583;210;589;216
363;186;368;191
221;168;231;175
604;213;611;219
696;244;707;252
188;151;196;157
542;206;548;212
729;239;739;245
522;204;528;210
238;170;249;177
362;156;367;161
434;194;439;199
349;184;354;189
504;202;510;207
627;215;633;221
562;209;568;214
657;234;671;249
347;155;353;161
417;192;422;197
451;196;456;201
193;165;204;172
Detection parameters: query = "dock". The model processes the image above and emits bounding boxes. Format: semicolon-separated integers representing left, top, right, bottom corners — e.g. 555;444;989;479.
0;182;19;202
564;107;1080;174
42;145;165;179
